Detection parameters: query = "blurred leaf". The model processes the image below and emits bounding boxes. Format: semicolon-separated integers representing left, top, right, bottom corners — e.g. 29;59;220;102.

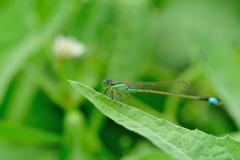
89;107;107;134
80;3;112;43
0;121;61;145
155;0;240;68
179;102;236;135
0;1;27;51
61;110;114;160
26;54;100;109
61;110;91;160
122;140;175;160
226;132;240;142
25;64;66;109
197;39;240;128
0;0;79;105
23;90;63;132
122;152;174;160
4;72;37;123
0;139;59;160
69;80;240;160
106;5;151;81
122;151;174;160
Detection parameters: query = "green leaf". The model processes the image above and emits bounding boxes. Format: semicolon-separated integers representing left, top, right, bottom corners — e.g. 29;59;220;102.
69;80;240;160
0;0;78;105
0;121;61;145
4;73;37;123
0;139;59;160
61;110;115;160
62;110;91;160
106;7;151;81
122;140;175;160
198;40;240;129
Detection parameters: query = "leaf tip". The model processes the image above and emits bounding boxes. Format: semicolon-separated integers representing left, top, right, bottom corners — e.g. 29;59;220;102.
67;80;75;85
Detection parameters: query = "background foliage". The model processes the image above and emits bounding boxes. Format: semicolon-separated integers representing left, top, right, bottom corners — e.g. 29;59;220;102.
1;0;240;159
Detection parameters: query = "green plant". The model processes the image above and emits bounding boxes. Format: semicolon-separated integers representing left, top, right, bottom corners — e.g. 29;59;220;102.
70;80;240;160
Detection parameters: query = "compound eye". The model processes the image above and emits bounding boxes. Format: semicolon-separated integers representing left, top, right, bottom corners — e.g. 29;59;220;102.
102;79;108;86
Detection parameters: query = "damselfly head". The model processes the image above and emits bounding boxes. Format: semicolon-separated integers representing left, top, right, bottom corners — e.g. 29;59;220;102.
102;79;112;87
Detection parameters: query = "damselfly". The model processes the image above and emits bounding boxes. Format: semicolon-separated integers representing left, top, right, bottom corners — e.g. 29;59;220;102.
100;79;222;117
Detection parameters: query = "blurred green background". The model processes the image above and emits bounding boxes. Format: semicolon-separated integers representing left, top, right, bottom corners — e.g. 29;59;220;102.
1;0;240;159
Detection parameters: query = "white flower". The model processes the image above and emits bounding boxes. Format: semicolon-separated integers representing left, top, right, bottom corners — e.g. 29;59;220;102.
53;35;86;59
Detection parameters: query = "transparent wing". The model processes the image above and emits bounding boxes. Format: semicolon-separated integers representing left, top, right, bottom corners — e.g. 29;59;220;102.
126;80;193;94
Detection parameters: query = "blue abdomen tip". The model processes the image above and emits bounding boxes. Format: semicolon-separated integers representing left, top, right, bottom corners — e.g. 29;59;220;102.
208;97;220;104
